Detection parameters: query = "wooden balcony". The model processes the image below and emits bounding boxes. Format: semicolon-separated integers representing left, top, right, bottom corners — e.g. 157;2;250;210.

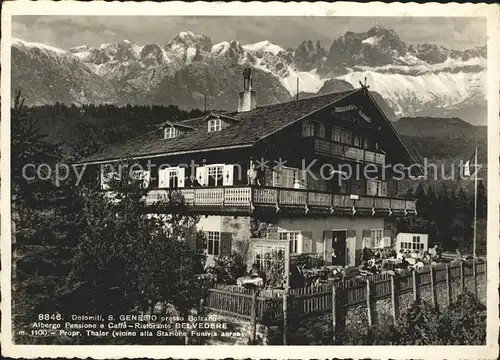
314;139;385;166
145;186;416;217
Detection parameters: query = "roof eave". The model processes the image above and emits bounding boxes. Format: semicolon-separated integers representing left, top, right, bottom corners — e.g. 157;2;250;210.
73;143;254;166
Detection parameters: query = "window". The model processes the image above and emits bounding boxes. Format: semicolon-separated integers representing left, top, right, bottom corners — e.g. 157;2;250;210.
164;127;176;139
302;121;315;137
353;134;366;148
169;168;179;188
208;118;222;132
253;244;286;277
371;229;383;247
366;180;388;196
332;127;342;143
412;236;424;250
131;170;150;189
207;165;224;186
400;236;424;251
315;123;325;138
273;166;299;188
207;231;220;256
341;129;352;144
279;231;300;254
159;166;186;189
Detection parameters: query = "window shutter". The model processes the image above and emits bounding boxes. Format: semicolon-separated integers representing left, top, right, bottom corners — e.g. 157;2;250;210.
301;231;313;254
318;124;325;138
387;179;396;197
380;182;388;196
367;180;377;196
100;167;110;190
346;230;357;267
383;230;392;248
302;122;308;137
202;231;209;253
223;164;234;186
322;231;333;262
272;169;281;187
177;167;186;188
301;170;308;188
196;166;207;186
142;170;151;189
158;168;169;188
219;232;232;256
362;230;371;248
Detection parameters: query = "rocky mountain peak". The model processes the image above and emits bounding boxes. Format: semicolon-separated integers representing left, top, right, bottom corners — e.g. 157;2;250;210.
166;31;212;52
140;43;167;66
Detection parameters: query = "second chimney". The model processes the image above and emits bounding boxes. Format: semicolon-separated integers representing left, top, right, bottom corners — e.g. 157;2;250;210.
238;68;257;112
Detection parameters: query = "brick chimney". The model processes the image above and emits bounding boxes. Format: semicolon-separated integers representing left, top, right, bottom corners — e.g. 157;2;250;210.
238;67;257;112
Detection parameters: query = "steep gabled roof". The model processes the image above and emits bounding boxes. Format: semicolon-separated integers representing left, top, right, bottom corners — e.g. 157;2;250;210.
76;89;360;164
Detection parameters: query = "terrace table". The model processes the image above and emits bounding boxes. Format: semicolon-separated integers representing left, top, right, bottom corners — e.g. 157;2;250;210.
237;276;264;287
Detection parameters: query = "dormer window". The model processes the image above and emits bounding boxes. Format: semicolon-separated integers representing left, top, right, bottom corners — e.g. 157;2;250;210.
160;121;194;139
164;127;177;139
208;118;222;133
203;113;238;133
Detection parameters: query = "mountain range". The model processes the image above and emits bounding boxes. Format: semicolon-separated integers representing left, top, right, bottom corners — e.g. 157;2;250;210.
11;25;487;125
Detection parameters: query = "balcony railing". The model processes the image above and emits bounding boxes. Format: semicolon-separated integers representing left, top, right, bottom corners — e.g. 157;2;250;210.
314;139;385;166
146;186;416;216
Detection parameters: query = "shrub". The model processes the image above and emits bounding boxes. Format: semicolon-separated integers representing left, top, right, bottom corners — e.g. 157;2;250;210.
438;289;486;344
206;252;247;285
397;299;444;345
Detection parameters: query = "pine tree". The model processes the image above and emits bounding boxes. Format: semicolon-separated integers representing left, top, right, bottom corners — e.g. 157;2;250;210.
11;90;79;343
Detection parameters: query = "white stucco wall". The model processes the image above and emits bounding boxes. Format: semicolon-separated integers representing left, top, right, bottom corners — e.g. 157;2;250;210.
195;214;387;267
196;215;252;267
277;216;385;266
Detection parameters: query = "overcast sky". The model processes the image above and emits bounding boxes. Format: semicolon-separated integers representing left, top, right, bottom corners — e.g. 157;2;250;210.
12;16;486;50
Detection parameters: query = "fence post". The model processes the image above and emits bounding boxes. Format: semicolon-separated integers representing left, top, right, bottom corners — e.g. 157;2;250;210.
199;290;205;313
390;275;397;327
250;288;257;344
460;261;465;292
430;266;436;307
332;284;337;344
445;263;451;306
366;279;372;327
412;270;418;302
472;258;478;296
282;291;288;345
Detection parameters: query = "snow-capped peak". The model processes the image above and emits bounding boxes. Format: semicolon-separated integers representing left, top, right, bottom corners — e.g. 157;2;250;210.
242;40;284;55
12;37;67;55
179;31;196;40
362;35;381;46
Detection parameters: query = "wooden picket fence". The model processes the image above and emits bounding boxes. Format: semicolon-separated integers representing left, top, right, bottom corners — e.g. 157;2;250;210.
203;259;486;327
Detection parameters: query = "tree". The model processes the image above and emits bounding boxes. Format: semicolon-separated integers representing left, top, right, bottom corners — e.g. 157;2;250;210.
11;89;79;344
66;166;205;343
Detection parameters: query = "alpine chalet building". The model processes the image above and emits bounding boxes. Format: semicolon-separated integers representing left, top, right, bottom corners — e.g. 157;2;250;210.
77;68;420;268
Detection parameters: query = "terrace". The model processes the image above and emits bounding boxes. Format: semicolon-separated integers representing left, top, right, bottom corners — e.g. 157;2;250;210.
145;185;416;216
311;138;386;166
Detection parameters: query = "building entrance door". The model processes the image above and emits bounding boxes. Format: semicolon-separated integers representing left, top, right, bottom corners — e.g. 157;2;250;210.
332;230;347;266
